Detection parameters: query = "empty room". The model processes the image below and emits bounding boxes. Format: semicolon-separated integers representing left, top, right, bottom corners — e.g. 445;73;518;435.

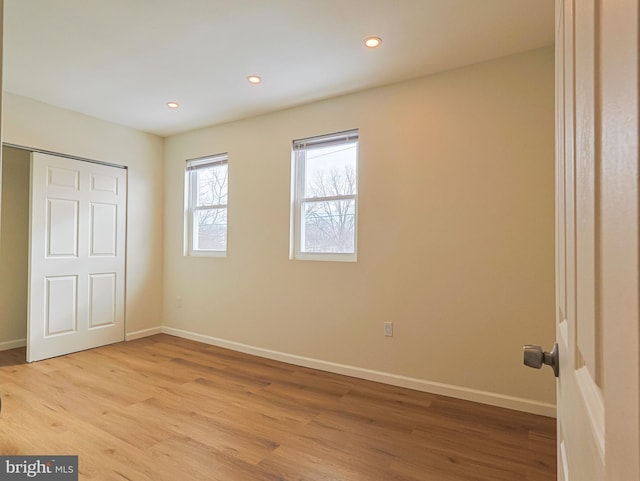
1;1;638;480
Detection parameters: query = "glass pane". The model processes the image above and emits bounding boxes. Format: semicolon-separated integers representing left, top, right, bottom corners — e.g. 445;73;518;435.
301;199;355;253
196;164;228;207
304;142;357;198
193;208;227;251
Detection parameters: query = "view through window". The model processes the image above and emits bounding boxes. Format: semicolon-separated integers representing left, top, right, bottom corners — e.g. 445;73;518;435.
186;153;228;255
291;130;359;260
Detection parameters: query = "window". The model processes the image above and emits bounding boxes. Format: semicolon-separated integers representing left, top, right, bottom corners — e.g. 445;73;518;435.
186;153;228;256
291;129;359;261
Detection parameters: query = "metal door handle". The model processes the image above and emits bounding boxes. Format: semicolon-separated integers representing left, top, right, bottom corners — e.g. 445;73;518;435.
523;343;559;377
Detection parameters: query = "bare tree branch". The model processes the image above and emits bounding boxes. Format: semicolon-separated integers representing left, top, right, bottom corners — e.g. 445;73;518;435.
195;165;228;249
304;164;356;253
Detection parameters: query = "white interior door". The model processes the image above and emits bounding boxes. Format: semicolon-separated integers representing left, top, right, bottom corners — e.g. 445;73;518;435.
555;0;639;480
28;152;127;362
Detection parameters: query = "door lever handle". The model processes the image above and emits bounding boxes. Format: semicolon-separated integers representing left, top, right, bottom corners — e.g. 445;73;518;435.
523;343;559;377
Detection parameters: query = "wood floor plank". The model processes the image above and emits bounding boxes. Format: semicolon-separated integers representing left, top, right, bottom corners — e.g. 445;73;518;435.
0;334;556;480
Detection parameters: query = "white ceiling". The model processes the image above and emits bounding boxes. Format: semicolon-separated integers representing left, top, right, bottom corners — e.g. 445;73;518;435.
4;0;554;137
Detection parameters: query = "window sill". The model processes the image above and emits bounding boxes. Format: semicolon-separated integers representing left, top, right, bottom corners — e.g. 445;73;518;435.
291;253;357;263
188;250;227;258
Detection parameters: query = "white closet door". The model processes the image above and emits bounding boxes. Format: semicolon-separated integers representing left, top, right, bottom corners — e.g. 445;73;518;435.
28;152;126;362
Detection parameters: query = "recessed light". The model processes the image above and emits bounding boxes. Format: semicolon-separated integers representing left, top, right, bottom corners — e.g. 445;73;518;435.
166;101;180;109
247;75;262;84
364;36;382;48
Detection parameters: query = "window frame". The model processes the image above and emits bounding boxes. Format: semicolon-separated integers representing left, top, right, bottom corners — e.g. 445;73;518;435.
185;153;229;257
290;129;359;262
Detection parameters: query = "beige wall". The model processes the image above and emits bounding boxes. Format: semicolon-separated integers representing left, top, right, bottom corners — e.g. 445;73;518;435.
0;0;3;234
0;147;30;344
163;48;556;407
1;93;164;339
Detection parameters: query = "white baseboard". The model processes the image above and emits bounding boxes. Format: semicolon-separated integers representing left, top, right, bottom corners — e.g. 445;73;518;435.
126;327;163;341
0;338;26;351
162;326;556;418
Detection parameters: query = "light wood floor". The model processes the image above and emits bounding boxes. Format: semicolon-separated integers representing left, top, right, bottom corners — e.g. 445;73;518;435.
0;334;556;481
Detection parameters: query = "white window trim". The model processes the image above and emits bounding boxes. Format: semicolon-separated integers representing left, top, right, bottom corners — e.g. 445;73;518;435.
185;153;229;257
290;129;359;262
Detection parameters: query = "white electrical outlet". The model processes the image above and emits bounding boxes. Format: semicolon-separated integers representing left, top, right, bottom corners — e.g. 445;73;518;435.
384;322;393;337
177;297;183;308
